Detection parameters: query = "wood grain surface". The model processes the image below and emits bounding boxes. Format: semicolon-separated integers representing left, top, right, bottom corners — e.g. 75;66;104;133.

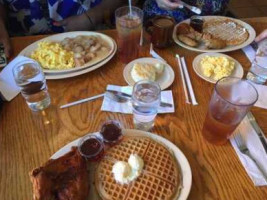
1;17;267;200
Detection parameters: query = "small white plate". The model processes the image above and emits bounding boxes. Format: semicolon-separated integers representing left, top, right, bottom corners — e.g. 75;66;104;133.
51;129;192;200
192;52;244;84
123;57;175;90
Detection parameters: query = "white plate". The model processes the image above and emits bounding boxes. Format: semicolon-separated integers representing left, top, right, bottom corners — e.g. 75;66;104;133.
123;57;175;90
43;40;117;79
51;129;192;200
19;31;115;74
192;52;244;84
173;16;256;53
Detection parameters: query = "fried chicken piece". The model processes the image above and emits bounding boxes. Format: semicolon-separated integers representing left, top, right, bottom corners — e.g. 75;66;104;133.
202;33;227;49
176;23;195;35
30;147;89;200
178;34;199;47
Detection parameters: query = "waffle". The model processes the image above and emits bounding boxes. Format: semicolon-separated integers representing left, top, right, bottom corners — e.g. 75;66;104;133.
203;19;249;46
95;136;181;200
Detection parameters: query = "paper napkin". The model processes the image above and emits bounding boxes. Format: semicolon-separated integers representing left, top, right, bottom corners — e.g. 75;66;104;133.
0;56;33;101
230;116;267;186
101;85;175;114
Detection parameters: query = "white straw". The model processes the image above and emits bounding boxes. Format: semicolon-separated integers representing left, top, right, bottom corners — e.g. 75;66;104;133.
60;93;105;109
176;54;190;104
181;57;198;106
128;0;133;17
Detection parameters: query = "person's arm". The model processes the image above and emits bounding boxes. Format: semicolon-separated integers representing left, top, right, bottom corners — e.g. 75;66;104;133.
0;4;12;57
54;0;125;32
200;0;230;15
255;29;267;43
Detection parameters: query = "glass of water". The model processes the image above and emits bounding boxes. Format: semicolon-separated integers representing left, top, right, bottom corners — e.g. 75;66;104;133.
13;60;51;111
132;80;161;131
246;39;267;84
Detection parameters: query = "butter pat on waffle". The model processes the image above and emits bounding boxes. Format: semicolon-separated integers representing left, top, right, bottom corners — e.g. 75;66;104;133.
203;19;249;46
95;136;181;200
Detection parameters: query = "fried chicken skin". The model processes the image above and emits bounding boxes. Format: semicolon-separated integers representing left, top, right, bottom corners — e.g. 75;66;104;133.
30;147;89;200
178;34;199;47
202;33;227;49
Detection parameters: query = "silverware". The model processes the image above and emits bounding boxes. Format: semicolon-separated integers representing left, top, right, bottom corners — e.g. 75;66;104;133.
234;133;267;181
180;1;201;14
105;91;128;103
150;43;167;63
60;93;105;109
250;41;258;52
247;112;267;154
106;90;173;108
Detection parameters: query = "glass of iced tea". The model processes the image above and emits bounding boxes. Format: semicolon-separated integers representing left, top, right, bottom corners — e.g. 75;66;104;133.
115;6;143;63
202;77;258;145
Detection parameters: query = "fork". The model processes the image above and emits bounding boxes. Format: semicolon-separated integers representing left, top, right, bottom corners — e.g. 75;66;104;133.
234;133;267;181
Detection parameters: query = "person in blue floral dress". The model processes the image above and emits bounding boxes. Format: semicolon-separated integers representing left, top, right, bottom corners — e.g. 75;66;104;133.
143;0;229;23
0;0;124;57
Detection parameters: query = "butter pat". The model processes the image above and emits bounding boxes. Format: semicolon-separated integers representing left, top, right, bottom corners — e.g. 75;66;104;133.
112;154;144;184
201;56;235;80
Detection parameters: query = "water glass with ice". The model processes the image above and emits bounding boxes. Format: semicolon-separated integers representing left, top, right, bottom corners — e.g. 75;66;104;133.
246;39;267;84
12;60;51;111
132;80;161;131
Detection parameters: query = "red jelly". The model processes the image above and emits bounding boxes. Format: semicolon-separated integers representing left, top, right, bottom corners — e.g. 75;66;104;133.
100;120;123;145
78;134;104;161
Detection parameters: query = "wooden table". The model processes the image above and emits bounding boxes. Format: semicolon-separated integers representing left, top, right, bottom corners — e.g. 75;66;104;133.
1;17;267;200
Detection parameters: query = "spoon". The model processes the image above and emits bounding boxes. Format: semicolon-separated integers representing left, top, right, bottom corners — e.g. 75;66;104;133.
105;90;173;108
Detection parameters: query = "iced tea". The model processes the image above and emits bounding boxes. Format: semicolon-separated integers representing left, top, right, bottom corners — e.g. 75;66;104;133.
116;6;143;63
202;77;258;145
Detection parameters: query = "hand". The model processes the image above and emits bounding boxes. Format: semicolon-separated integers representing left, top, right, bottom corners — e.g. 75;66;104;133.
155;0;183;10
53;13;94;32
255;29;267;43
0;23;12;58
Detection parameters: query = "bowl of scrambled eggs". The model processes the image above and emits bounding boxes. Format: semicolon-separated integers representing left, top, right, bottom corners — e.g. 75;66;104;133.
192;52;244;84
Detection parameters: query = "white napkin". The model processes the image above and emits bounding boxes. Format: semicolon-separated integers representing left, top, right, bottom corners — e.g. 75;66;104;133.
230;116;267;186
242;45;256;62
0;56;33;101
101;85;175;114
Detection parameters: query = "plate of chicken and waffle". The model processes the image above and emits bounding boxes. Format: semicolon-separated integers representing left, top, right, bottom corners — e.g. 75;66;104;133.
29;129;192;200
173;16;256;53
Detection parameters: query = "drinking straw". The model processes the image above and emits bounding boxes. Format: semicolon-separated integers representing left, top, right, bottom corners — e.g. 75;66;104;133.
128;0;133;17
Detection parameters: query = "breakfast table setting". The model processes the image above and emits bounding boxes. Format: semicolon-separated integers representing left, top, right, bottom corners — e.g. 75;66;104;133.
1;12;267;200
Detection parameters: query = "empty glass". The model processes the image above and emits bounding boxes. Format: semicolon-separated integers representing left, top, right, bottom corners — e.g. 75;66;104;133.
202;77;258;145
12;60;51;111
132;80;161;131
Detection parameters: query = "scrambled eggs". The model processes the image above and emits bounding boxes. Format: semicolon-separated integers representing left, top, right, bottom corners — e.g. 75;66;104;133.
31;41;74;70
201;56;235;80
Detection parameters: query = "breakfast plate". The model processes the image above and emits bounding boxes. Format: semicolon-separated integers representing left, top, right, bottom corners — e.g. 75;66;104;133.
173;16;256;53
44;40;117;79
192;52;244;84
123;57;175;90
51;129;192;200
19;31;115;74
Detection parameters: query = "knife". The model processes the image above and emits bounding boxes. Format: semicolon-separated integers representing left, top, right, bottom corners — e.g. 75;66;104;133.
107;90;173;108
247;112;267;154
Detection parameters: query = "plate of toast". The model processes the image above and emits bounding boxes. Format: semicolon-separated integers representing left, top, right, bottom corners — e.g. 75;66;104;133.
173;16;256;53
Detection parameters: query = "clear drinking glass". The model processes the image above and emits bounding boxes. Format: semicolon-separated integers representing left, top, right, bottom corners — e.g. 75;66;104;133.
115;6;143;63
202;77;258;145
12;60;51;111
246;39;267;84
132;80;161;131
